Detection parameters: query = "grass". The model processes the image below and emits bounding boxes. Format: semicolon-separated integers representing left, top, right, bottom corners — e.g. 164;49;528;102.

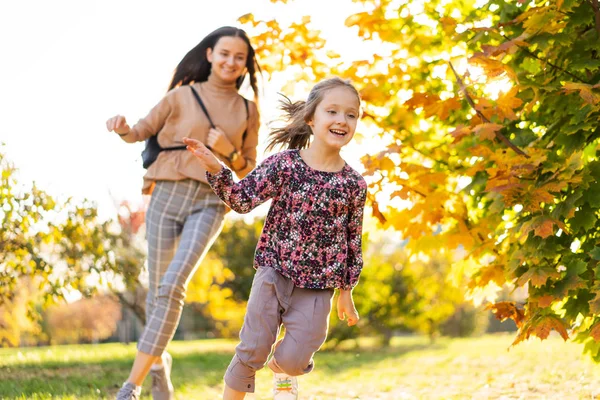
1;333;599;399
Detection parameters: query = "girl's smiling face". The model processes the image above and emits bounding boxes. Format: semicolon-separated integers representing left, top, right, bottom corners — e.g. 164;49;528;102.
206;36;248;83
308;86;360;150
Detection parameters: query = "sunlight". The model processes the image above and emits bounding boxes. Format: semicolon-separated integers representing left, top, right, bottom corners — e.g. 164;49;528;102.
485;77;513;100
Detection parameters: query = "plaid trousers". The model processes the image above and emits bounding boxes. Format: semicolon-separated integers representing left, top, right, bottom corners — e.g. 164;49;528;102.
137;179;226;356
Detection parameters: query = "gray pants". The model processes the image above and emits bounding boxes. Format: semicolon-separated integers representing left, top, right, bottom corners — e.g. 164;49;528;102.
225;266;334;393
138;179;226;356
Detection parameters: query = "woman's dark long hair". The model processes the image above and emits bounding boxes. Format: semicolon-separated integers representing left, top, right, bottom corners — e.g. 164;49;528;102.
167;26;260;100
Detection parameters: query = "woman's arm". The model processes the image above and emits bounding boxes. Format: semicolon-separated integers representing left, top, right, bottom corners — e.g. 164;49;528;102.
106;93;173;143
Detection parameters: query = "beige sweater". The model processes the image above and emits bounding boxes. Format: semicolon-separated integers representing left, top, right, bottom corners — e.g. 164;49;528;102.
119;73;260;194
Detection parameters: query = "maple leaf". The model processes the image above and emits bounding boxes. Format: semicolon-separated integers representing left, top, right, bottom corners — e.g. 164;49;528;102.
469;264;506;289
512;314;569;347
517;267;561;287
562;82;600;105
469;55;516;79
423;97;462;120
496;87;524;120
404;93;440;111
520;216;562;239
536;316;569;340
589;291;600;315
371;198;387;224
474;123;504;141
391;187;411;200
481;38;530;57
449;125;472;143
589;323;600;343
438;16;458;36
486;301;525;328
534;219;555;238
537;295;555;308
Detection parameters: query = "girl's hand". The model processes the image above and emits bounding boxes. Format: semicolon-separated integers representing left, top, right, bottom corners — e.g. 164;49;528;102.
106;115;131;135
183;137;223;174
337;289;359;327
206;127;235;157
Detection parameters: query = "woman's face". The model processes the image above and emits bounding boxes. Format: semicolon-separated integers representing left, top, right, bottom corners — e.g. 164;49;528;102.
206;36;249;83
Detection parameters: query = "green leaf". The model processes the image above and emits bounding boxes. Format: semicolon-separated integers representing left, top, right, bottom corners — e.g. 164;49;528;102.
570;206;598;233
583;183;600;208
592;248;600;261
567;259;588;277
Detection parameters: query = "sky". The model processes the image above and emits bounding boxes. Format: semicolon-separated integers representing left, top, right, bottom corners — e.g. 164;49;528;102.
0;0;375;220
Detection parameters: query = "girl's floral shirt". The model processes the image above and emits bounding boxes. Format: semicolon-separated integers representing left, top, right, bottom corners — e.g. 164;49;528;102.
206;149;367;290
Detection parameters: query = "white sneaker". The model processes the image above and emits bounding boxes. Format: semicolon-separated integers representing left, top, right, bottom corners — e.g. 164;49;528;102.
150;351;174;400
272;372;298;400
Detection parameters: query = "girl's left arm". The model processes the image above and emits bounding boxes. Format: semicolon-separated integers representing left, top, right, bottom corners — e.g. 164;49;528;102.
344;180;368;290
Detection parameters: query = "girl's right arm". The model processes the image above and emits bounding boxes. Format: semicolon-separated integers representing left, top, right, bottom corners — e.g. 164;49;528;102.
106;93;173;143
184;138;285;214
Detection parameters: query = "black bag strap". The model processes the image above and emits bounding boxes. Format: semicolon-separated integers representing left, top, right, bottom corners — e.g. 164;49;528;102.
242;97;249;142
191;85;250;145
190;86;216;129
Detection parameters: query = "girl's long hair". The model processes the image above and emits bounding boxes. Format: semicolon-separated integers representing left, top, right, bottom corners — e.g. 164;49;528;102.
167;26;260;100
266;77;360;151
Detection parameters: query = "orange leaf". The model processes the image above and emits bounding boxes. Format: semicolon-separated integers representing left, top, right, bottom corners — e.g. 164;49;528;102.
481;39;529;57
531;316;569;341
529;187;555;206
423;97;462;120
537;295;555;308
590;322;600;342
512;314;569;347
439;16;458;35
469;264;506;290
533;218;555;239
469;55;516;79
474;123;504;141
516;267;561;287
449;125;472;143
496;87;524;120
371;199;387;224
404;93;439;110
486;301;525;328
589;291;600;314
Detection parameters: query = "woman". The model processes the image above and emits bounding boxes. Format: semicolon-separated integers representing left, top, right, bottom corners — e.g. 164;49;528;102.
106;26;261;400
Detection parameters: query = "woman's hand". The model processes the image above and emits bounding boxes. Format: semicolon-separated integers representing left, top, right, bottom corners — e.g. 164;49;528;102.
106;115;130;135
183;137;224;174
206;127;235;157
337;289;359;327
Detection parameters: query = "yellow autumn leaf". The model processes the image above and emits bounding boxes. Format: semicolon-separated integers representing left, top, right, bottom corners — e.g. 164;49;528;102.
474;123;504;140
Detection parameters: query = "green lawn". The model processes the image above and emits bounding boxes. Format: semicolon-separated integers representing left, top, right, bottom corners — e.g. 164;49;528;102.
1;333;599;399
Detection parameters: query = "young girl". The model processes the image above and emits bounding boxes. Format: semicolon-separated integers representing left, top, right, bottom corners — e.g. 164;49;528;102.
106;26;261;400
183;76;367;400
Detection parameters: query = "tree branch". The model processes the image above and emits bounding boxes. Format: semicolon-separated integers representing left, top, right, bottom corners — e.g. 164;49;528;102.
500;33;588;83
448;62;530;158
588;0;600;36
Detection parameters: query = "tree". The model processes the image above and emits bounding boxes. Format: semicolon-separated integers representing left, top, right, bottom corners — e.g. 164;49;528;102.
0;150;145;334
241;0;600;359
45;295;122;344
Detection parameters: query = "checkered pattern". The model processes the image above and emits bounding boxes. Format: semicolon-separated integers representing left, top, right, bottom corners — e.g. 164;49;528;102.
138;179;226;356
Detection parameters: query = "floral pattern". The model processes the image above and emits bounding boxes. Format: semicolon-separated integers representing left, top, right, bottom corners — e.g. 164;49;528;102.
207;149;367;290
